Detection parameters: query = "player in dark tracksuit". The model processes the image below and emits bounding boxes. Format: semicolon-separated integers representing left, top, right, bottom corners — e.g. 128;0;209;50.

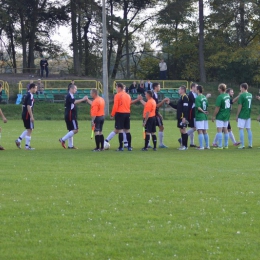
167;85;189;150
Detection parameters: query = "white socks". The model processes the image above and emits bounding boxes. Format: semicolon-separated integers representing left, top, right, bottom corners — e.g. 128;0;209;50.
229;131;236;144
25;136;31;147
159;131;164;146
106;131;116;142
62;131;75;141
187;129;195;145
213;133;218;144
123;132;128;143
68;137;73;147
18;130;28;141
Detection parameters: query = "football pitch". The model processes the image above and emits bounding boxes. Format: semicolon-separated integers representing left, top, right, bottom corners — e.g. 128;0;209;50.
1;120;260;259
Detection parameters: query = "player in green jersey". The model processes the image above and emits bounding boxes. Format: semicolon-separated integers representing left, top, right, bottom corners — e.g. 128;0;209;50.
212;83;231;149
195;85;209;150
236;83;253;149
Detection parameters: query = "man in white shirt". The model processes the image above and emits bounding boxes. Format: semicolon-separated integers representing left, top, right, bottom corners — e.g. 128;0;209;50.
159;59;167;80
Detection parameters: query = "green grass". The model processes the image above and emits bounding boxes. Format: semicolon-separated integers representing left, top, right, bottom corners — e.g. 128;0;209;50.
1;120;260;259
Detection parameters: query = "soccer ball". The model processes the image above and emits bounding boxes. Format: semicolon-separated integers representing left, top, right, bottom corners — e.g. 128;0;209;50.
104;141;110;150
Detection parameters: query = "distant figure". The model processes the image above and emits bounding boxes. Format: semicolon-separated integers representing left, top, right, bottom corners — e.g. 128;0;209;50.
0;83;2;102
36;79;44;94
129;81;137;94
159;59;167;80
144;80;153;91
137;80;145;95
27;80;34;91
40;58;49;78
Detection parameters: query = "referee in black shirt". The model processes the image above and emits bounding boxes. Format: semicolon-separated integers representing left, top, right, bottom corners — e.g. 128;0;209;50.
167;85;189;150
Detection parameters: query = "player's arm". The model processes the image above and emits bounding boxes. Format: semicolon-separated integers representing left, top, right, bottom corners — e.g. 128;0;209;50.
27;105;34;122
236;104;242;122
212;107;220;122
232;95;240;103
140;99;146;106
182;97;189;122
111;95;119;118
167;101;177;109
74;96;88;104
131;94;143;105
0;108;7;123
143;111;150;126
86;96;93;105
157;98;169;108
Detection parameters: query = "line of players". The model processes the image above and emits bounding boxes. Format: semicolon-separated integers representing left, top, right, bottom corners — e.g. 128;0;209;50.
0;81;254;151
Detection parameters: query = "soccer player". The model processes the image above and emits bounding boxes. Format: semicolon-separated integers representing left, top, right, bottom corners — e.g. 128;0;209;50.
15;83;37;150
195;85;209;150
0;107;7;150
212;88;240;146
236;83;253;149
167;85;189;150
108;83;141;151
152;82;169;148
86;89;105;151
59;85;87;149
141;90;157;151
212;83;230;149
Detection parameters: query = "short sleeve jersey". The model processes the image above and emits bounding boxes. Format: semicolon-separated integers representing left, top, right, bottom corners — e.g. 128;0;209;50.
143;99;156;118
195;94;208;121
65;93;77;121
111;91;131;116
215;93;230;121
91;96;105;117
152;91;159;115
22;92;34;119
238;92;252;119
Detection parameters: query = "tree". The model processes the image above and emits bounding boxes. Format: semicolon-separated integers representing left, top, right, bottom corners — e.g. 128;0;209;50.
198;0;206;82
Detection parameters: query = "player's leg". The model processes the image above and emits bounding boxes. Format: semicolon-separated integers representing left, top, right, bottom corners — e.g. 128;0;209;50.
157;116;167;148
99;117;105;150
124;113;132;151
223;124;229;148
24;119;35;150
212;132;218;147
105;129;117;143
151;117;157;150
123;131;128;148
197;129;204;149
15;129;28;149
245;119;252;148
59;120;78;149
237;119;245;149
214;121;223;149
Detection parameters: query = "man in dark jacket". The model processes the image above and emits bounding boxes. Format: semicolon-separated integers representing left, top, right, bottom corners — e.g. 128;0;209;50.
40;58;49;78
167;85;189;150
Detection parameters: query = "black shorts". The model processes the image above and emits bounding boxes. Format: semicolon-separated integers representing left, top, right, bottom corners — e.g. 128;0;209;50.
177;119;188;129
228;122;231;130
23;118;34;129
144;117;156;133
94;116;105;132
115;113;130;130
188;118;195;128
66;119;78;131
156;115;163;127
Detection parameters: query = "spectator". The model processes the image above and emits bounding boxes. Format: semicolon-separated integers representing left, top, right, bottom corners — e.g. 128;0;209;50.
37;79;45;94
40;57;49;78
137;80;145;95
159;59;167;80
27;80;34;91
129;81;137;93
0;83;2;102
145;79;153;91
68;80;75;92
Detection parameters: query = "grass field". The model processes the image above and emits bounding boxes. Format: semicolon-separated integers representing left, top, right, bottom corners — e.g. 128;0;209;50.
1;120;260;260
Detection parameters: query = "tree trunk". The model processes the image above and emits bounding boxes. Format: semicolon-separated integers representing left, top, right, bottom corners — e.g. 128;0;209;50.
8;24;17;73
198;0;206;83
108;0;113;77
124;1;130;78
239;0;246;47
111;37;123;78
78;13;83;68
84;17;91;76
20;11;27;72
71;0;80;75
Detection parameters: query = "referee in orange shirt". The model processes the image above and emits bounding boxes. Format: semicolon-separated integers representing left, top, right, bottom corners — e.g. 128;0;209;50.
86;89;105;151
141;90;157;151
111;83;132;151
